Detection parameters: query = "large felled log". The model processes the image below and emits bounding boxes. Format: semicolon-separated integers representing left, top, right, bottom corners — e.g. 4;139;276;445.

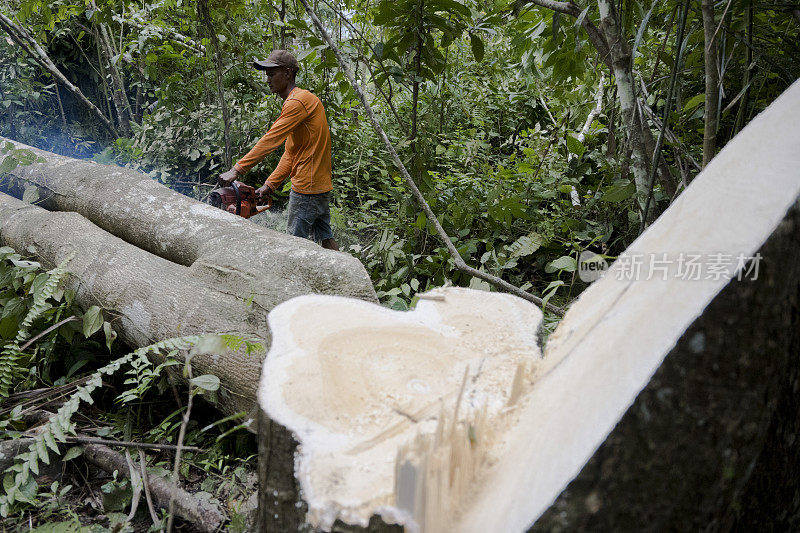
257;80;800;531
0;141;375;417
0;136;377;311
0;194;268;416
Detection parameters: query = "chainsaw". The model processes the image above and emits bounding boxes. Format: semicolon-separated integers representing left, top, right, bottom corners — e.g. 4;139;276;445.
209;180;272;219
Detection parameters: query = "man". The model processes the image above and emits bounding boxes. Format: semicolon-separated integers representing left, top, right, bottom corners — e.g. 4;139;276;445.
219;50;339;250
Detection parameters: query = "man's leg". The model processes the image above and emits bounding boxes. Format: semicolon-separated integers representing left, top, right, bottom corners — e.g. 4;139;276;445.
312;192;339;250
286;190;314;239
321;238;339;251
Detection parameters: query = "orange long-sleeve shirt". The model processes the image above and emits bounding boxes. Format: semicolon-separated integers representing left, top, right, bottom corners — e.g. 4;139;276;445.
234;88;332;194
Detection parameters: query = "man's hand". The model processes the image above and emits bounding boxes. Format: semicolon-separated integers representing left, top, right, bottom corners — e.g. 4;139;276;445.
256;183;274;199
218;167;239;185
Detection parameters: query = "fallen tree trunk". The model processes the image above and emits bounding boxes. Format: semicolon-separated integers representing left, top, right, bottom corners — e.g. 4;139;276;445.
0;140;376;416
0;194;267;416
256;81;800;531
0;137;377;311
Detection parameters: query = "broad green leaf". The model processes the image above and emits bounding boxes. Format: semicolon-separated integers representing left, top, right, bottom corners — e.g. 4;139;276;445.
297;47;318;61
600;181;636;203
566;134;585;156
13;149;36;166
683;93;705;112
190;374;220;392
82;306;103;337
30;272;48;296
573;7;589;28
103;321;117;351
470;34;485;62
63;446;83;461
509;232;544;258
545;255;577;273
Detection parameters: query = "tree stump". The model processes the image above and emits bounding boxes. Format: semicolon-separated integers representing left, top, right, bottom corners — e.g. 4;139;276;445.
255;80;800;531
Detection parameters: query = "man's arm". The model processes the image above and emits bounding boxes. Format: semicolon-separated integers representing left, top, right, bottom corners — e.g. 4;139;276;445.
256;150;293;196
219;99;307;183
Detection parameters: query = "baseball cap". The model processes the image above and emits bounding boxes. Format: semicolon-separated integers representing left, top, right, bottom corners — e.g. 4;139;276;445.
253;50;299;71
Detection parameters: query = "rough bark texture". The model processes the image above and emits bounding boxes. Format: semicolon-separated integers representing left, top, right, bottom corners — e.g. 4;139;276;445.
530;204;800;531
256;410;308;532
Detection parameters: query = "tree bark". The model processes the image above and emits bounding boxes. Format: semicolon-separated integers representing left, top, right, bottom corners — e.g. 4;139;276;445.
0;13;118;138
702;0;720;167
596;0;651;212
94;19;135;135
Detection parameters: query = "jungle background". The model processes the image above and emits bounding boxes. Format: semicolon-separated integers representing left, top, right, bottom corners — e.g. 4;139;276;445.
0;0;798;529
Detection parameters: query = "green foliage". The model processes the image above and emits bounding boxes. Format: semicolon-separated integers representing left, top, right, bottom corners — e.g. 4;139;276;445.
0;249;74;399
1;0;798;308
0;334;216;517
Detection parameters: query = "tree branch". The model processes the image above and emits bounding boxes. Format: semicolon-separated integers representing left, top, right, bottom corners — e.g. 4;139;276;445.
516;0;612;69
0;12;118;138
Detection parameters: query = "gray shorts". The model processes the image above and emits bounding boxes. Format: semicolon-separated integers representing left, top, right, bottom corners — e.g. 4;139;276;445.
286;190;334;242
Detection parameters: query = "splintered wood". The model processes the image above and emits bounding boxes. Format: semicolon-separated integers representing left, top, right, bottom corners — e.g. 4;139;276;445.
260;287;543;531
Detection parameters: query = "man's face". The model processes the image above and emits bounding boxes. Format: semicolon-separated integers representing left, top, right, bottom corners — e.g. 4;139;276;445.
265;67;291;94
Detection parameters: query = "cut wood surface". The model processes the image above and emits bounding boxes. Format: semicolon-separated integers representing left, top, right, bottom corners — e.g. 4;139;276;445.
260;288;543;531
257;80;800;531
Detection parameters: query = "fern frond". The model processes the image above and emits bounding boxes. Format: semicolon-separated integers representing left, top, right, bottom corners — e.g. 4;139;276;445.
20;252;76;333
0;253;75;399
0;334;203;517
